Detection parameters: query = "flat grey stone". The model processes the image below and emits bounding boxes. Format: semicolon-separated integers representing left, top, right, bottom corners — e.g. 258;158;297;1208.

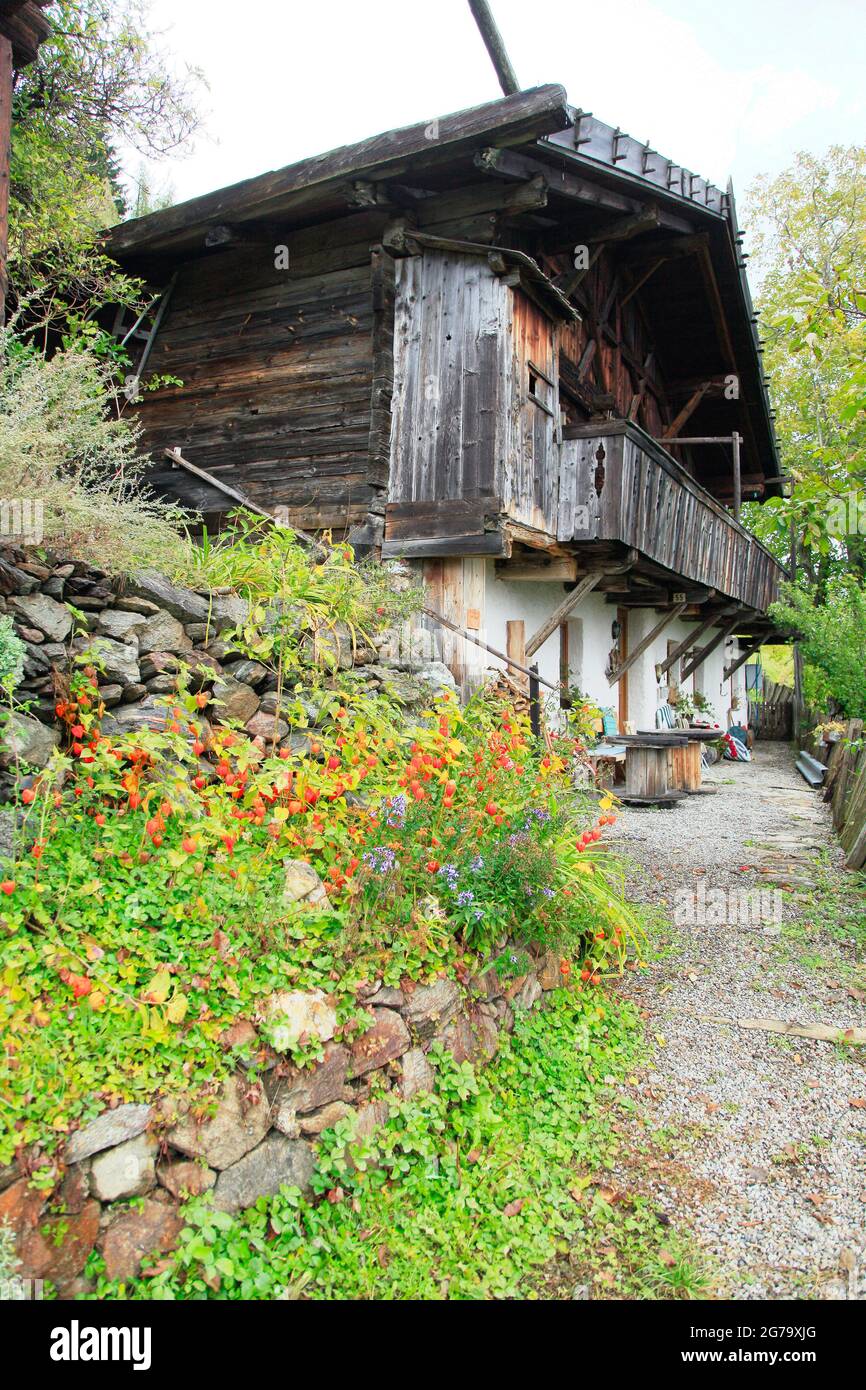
65;1103;152;1164
212;1136;314;1214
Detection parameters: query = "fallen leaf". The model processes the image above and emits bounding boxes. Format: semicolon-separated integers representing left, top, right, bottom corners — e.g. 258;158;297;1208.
849;1098;866;1109
503;1197;526;1218
142;969;171;1005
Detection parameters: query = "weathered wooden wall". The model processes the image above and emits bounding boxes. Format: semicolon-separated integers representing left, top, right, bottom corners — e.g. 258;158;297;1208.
389;252;562;538
503;291;559;535
389;253;506;504
133;221;382;531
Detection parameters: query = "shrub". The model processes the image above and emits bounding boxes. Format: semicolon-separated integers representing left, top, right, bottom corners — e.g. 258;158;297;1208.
769;578;866;718
171;510;422;682
0;332;188;571
0;616;24;694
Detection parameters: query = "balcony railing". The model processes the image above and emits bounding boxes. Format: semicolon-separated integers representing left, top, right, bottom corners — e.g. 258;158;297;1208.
559;420;785;613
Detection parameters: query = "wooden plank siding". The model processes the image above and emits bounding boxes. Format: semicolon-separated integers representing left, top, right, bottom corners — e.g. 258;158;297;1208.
386;249;783;612
132;246;377;530
388;251;560;537
389;252;508;505
559;422;782;612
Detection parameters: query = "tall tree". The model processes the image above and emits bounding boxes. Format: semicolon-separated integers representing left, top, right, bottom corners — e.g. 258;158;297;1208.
9;0;203;332
743;147;866;596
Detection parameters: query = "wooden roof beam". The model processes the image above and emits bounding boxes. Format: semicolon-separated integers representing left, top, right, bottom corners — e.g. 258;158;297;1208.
107;85;572;256
0;1;51;66
557;205;661;297
723;635;768;682
680;616;741;682
662;380;714;440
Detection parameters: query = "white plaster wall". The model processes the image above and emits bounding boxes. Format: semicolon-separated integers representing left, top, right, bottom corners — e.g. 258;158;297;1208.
483;568;618;716
412;558;745;735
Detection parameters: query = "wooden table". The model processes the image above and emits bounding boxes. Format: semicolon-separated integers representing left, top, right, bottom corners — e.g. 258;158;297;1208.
636;728;721;794
607;734;688;806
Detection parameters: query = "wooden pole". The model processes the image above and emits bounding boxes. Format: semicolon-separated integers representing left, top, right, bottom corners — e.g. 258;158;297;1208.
467;0;520;96
524;571;603;658
422;606;559;691
790;514;802;743
732;430;742;522
529;665;541;738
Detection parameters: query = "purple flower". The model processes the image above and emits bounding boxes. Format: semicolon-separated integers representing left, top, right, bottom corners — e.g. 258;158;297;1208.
363;846;399;875
384;794;407;827
456;889;475;907
437;863;460;889
470;855;485;872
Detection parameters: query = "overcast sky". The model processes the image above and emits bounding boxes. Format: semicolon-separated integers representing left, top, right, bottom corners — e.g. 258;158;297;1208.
130;0;865;214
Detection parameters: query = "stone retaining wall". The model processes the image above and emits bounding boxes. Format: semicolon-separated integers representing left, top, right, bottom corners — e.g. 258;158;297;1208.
0;548;455;793
0;947;561;1295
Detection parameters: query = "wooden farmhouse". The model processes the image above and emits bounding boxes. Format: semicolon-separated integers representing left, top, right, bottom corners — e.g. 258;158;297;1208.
106;83;786;731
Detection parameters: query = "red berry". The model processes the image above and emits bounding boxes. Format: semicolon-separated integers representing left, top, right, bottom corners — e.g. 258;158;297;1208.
0;880;15;895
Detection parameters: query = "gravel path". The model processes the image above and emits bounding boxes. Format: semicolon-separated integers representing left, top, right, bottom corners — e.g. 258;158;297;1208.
607;741;866;1300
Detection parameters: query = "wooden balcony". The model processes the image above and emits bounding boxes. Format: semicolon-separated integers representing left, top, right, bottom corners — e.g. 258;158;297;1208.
558;420;785;614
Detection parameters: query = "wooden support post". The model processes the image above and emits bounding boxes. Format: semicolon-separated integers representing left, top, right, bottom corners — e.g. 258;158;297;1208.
525;572;603;658
467;0;520;95
529;665;541;738
793;643;804;743
506;620;527;690
732;430;742;522
607;602;688;685
655;612;719;680
680;617;740;682
723;635;765;682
